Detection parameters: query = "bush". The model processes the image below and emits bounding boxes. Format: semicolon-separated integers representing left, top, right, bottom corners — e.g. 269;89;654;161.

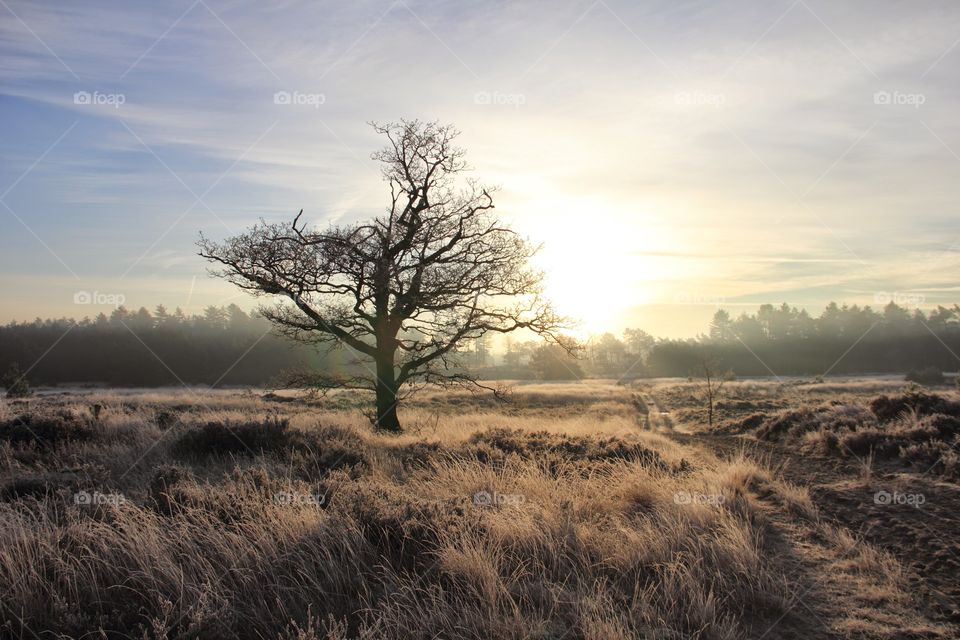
838;428;897;457
905;366;945;386
155;410;180;430
170;420;370;480
148;465;195;515
869;391;960;423
463;428;668;472
715;412;766;435
0;413;93;447
1;363;31;398
290;425;369;481
755;408;819;442
171;418;295;459
920;413;960;438
900;440;960;479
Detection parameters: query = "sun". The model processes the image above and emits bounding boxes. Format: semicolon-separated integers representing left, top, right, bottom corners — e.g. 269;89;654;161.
529;215;670;338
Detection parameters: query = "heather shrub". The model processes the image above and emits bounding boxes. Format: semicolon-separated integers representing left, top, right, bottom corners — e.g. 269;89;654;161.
0;412;94;447
170;417;295;459
465;428;667;469
869;391;960;423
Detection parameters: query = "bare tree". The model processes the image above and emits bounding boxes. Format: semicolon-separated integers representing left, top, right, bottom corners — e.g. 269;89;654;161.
199;120;568;432
694;356;733;430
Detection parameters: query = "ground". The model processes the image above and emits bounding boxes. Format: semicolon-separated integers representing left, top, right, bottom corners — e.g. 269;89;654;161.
0;378;957;639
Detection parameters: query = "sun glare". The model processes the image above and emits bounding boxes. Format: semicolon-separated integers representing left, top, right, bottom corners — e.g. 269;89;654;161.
529;203;670;337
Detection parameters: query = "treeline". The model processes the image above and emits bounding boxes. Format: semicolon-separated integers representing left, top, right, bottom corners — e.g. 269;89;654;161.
579;302;960;378
0;304;347;387
4;301;959;387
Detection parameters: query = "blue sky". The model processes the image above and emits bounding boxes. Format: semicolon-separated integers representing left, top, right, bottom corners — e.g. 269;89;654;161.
2;0;960;337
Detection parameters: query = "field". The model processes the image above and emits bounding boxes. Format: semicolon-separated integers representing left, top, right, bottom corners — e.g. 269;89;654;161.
1;378;959;639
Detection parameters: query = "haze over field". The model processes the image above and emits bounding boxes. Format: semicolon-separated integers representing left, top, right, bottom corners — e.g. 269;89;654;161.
3;0;960;337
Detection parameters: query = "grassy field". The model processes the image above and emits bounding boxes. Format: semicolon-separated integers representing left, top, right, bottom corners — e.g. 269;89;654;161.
1;378;957;639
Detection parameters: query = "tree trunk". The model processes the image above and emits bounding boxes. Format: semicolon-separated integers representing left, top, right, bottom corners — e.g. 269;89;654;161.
374;349;401;432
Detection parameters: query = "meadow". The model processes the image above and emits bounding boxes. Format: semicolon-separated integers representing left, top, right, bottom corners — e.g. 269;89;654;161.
1;378;957;639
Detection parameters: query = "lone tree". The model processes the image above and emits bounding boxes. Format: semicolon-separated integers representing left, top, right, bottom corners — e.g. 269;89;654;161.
199;120;567;432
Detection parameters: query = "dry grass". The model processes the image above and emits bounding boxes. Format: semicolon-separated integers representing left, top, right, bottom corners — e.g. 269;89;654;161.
0;382;942;639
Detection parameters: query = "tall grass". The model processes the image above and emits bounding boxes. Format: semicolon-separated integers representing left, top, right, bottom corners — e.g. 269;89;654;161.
0;385;928;639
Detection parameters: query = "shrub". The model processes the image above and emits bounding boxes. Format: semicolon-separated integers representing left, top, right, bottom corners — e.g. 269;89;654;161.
869;391;960;423
838;429;897;457
904;366;945;386
148;465;195;515
290;425;369;481
170;420;370;480
0;413;93;447
1;363;31;398
335;481;475;573
155;410;180;430
919;413;960;438
755;408;819;441
900;440;960;479
464;428;668;472
171;418;294;459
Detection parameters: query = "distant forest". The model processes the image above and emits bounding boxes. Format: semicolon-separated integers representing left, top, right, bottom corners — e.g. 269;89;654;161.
0;305;343;387
635;302;960;378
1;301;958;388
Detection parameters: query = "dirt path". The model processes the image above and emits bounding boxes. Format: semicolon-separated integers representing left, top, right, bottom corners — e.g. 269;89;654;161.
632;388;681;432
668;429;960;636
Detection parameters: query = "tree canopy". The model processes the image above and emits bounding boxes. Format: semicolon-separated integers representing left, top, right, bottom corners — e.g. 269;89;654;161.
199;120;567;431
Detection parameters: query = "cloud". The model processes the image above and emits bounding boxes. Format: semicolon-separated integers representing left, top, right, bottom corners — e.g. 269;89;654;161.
2;0;960;336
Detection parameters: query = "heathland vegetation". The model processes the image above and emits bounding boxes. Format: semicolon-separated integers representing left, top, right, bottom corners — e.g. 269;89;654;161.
2;381;953;639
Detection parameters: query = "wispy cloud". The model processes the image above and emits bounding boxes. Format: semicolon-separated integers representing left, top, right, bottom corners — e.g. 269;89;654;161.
2;0;960;336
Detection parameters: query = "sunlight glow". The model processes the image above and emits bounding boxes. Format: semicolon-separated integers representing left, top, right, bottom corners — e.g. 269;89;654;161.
523;199;673;337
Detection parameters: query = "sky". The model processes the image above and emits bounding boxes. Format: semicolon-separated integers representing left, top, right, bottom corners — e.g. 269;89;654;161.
1;0;959;339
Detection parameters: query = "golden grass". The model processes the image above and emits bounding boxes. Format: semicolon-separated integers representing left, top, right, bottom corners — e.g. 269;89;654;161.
0;382;941;639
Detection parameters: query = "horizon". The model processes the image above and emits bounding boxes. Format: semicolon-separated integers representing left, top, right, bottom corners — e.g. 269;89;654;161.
3;296;955;344
3;1;960;338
